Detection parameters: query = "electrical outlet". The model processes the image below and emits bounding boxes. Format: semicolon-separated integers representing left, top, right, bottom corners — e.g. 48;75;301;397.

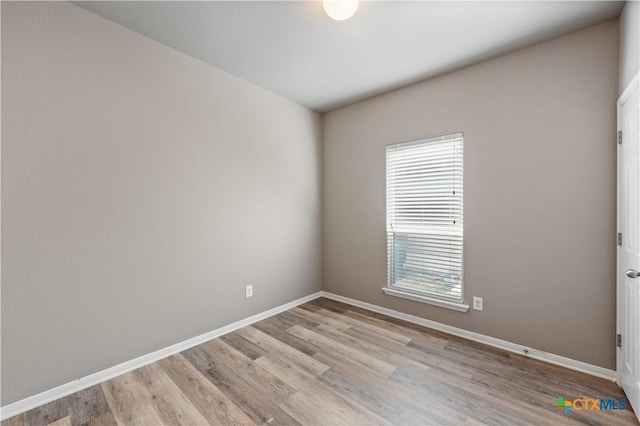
245;285;253;298
473;296;483;311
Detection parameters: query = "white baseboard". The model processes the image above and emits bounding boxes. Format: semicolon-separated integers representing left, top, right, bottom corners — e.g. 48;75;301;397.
321;291;617;382
0;291;323;421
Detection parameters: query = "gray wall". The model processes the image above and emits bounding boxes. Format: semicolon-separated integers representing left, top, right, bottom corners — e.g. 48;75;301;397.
1;2;322;405
323;21;619;369
619;0;639;95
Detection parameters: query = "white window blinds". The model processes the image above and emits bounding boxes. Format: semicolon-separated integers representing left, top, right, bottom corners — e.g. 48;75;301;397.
386;133;463;302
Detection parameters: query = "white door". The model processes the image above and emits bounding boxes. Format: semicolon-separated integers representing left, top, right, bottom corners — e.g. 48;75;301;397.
619;76;640;421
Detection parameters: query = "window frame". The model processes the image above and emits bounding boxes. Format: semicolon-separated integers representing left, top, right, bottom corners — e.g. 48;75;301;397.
383;133;469;312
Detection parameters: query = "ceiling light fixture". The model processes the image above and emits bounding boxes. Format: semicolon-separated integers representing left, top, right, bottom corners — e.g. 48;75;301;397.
323;0;359;21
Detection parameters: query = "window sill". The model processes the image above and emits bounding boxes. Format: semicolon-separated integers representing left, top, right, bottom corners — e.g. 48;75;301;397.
381;287;470;312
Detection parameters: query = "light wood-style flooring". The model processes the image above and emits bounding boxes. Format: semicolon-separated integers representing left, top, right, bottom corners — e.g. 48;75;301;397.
2;297;638;425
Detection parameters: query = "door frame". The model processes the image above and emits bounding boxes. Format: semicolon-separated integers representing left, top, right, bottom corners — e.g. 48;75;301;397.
617;70;639;386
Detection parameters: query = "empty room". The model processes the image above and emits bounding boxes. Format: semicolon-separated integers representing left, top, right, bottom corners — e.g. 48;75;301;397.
1;0;640;425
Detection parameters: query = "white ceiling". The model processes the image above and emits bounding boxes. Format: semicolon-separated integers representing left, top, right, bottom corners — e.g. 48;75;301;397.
73;1;624;112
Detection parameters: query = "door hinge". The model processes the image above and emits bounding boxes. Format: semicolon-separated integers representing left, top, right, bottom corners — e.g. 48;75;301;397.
618;130;623;145
617;334;622;348
618;232;622;246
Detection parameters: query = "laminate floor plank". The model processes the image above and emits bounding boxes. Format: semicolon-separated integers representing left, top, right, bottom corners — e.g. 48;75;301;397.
462;351;627;409
464;416;489;426
236;326;329;377
251;316;320;356
100;374;165;425
289;307;351;332
344;323;476;381
0;414;24;426
287;325;396;378
304;297;350;313
295;303;322;313
437;338;570;381
407;335;545;381
201;340;296;401
312;323;432;378
182;343;299;426
318;364;453;425
511;353;627;394
280;390;385;426
219;332;267;361
316;308;412;345
426;365;561;421
469;369;636;426
158;354;255;426
4;297;638;426
204;365;301;426
67;384;118;426
130;363;209;425
48;417;71;426
24;398;69;426
391;367;565;426
343;307;450;347
259;353;389;425
388;368;511;426
273;311;320;330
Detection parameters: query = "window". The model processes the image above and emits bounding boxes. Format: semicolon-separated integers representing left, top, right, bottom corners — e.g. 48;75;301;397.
384;133;464;308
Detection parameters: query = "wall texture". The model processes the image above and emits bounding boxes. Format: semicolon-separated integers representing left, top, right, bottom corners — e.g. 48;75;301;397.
323;21;619;369
1;2;322;405
619;0;639;95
